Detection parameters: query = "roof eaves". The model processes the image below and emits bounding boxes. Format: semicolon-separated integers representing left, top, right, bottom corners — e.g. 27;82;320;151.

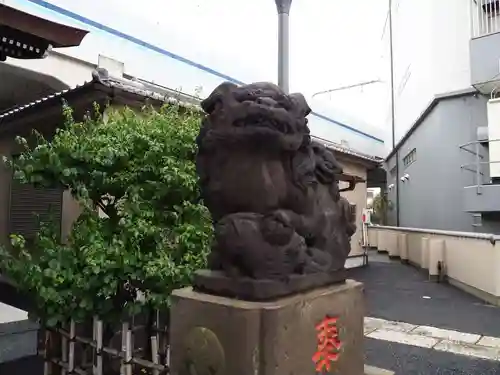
0;70;199;123
0;4;88;48
385;87;478;162
100;80;201;112
311;136;383;165
0;83;94;121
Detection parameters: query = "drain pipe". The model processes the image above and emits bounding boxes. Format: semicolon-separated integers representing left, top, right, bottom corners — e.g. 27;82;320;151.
388;0;399;226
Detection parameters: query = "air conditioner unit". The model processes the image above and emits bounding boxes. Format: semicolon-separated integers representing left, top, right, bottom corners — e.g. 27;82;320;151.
477;126;489;143
487;98;500;178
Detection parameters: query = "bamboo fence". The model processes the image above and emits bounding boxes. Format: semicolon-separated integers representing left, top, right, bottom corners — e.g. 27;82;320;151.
39;311;170;375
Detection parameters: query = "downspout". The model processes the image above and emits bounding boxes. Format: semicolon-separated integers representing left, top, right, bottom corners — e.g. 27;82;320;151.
388;0;400;226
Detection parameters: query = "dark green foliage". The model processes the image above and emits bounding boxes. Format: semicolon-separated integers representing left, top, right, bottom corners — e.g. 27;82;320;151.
0;104;212;325
371;192;392;225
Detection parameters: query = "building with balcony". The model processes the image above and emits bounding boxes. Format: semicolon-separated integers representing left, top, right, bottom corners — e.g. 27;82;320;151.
384;0;500;233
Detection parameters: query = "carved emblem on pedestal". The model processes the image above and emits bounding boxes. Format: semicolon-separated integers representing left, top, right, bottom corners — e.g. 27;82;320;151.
180;327;225;375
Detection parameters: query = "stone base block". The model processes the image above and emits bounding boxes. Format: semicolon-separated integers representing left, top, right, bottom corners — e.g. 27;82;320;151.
170;279;364;375
193;269;347;301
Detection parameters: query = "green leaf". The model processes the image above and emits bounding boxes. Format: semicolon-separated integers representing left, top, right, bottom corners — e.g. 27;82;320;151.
46;317;59;327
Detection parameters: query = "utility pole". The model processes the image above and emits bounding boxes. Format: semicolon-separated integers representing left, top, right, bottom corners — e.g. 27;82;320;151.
388;0;400;226
274;0;292;93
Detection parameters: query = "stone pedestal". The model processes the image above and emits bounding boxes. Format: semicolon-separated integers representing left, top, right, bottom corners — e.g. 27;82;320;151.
170;279;365;375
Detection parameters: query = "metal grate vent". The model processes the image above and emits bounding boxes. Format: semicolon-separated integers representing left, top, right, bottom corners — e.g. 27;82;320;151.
9;181;62;240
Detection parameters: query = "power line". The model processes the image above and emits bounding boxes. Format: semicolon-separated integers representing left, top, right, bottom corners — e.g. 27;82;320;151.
312;79;382;98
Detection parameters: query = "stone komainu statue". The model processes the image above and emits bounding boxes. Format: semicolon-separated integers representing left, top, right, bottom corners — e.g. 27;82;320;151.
195;82;358;292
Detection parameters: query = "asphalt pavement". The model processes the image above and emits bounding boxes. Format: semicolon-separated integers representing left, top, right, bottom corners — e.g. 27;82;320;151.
351;251;500;374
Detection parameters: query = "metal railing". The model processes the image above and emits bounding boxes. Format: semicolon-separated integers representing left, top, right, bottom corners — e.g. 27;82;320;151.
471;0;500;38
369;224;500;242
459;138;500;194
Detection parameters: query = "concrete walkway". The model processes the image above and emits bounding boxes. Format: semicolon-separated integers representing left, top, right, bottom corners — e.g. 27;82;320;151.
365;316;500;361
351;251;500;374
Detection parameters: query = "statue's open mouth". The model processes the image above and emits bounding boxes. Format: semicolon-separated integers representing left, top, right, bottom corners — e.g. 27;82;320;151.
234;113;291;134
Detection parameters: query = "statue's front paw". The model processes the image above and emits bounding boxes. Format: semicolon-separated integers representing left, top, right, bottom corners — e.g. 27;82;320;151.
269;209;292;226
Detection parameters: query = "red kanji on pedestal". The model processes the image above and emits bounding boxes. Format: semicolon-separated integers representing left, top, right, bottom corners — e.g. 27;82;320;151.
312;316;342;373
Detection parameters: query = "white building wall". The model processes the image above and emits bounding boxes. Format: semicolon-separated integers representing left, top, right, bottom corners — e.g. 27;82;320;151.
430;0;471;96
5;52;95;89
387;0;472;144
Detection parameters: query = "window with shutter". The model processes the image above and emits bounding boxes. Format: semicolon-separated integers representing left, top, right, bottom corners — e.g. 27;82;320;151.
9;179;63;241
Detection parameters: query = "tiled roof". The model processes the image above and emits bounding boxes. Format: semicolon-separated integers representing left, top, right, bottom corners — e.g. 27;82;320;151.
0;69;382;165
0;68;199;121
0;86;79;120
312;136;383;164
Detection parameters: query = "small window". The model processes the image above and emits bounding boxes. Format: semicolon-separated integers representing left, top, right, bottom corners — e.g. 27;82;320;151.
403;148;416;167
472;214;482;227
349;203;357;220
